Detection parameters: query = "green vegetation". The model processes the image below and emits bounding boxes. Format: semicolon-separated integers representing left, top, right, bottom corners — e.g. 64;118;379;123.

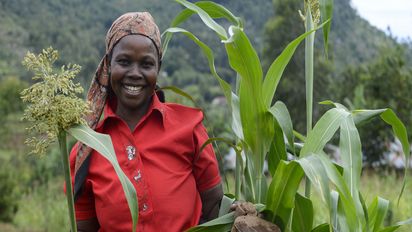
165;1;410;231
0;0;411;231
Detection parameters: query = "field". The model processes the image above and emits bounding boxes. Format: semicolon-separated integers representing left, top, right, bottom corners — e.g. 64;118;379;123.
223;170;412;232
0;151;410;232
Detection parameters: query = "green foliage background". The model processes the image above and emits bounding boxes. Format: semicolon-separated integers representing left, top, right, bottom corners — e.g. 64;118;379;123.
0;0;411;230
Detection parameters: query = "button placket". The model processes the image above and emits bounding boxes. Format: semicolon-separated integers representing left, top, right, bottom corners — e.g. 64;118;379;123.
126;145;136;160
133;170;141;182
142;203;148;212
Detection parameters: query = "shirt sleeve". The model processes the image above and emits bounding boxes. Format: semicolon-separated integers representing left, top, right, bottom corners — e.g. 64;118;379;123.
193;123;222;192
69;143;97;220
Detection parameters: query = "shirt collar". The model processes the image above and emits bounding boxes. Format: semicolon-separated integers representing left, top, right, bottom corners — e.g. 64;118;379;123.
96;93;167;130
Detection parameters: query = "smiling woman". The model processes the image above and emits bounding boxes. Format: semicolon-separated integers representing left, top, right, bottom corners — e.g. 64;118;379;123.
69;12;223;232
109;35;160;129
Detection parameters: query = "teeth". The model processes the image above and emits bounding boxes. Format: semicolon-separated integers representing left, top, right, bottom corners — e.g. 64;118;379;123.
124;85;142;92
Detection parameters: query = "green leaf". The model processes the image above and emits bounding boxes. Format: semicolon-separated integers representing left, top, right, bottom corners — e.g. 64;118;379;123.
163;1;241;57
161;85;196;105
319;0;334;55
368;197;389;232
67;124;138;232
300;108;349;156
162;27;233;106
380;109;410;170
267;118;287;176
192;1;241;25
351;109;386;125
187;212;235;232
378;226;401;232
262;21;328;108
219;195;235;217
199;137;239;154
175;0;227;39
339;115;362;200
351;108;410;203
292;193;313;232
298;154;362;231
269;101;295;154
266;161;304;224
330;190;339;229
311;223;330;232
224;25;269;202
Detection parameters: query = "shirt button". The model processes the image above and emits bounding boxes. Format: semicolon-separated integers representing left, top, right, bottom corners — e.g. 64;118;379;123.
142;203;148;211
126;145;136;160
133;170;141;182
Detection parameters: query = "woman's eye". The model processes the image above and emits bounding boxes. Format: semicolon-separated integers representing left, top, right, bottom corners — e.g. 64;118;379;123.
142;61;155;68
117;59;130;66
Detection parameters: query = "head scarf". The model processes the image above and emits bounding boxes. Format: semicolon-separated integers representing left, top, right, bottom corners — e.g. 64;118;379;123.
74;12;162;198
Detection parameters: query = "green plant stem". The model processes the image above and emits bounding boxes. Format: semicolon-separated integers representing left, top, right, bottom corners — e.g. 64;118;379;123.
235;150;242;200
304;5;315;199
59;130;77;232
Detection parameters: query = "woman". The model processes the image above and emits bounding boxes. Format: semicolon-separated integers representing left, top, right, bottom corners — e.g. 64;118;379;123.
69;12;223;232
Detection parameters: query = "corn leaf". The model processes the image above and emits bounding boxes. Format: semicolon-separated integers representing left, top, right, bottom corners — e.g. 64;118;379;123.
224;25;266;150
300;108;349;156
224;25;270;202
368;197;389;232
339;115;362;201
351;108;410;202
298;154;362;231
163;1;241;57
170;1;240;28
269;101;295;154
311;223;330;232
161;85;196;105
187;212;234;232
267;118;287;176
352;109;386;125
175;0;227;39
67;124;138;232
219;195;235;217
162;27;232;105
262;20;329;108
319;0;334;55
292;193;313;232
266;161;304;223
330;190;339;229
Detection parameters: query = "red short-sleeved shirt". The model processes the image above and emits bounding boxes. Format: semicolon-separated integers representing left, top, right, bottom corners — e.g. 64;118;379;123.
69;95;221;232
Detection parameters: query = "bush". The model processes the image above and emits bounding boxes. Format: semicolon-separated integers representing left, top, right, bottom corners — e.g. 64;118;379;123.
0;152;20;222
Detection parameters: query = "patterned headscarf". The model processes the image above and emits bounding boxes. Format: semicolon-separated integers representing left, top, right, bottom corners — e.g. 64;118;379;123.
74;12;162;198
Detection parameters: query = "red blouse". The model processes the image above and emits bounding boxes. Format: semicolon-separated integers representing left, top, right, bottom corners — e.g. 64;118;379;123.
69;95;221;232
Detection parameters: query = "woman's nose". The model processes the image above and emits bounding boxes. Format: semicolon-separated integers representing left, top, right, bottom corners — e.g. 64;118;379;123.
128;64;143;79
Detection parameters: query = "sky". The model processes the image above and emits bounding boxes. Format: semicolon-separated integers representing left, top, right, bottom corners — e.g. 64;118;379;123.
351;0;412;40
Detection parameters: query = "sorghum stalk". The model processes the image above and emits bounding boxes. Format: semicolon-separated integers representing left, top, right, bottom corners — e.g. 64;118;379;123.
58;130;77;232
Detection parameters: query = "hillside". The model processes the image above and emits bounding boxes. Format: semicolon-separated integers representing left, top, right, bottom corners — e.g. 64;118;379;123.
0;0;406;86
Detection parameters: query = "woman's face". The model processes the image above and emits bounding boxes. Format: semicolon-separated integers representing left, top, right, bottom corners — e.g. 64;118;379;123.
110;34;159;114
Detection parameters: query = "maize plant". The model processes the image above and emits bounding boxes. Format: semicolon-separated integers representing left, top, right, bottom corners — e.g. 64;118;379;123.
163;0;412;231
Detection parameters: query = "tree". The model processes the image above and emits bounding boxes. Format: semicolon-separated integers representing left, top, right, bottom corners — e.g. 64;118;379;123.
337;43;412;165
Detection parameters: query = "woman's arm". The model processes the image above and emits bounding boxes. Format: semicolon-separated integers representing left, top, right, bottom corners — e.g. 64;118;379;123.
77;218;100;232
199;183;223;223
